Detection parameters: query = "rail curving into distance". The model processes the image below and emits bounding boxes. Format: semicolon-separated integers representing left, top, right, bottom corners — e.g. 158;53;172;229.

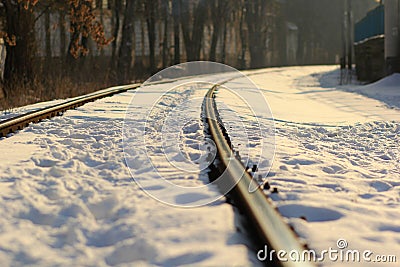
0;83;141;138
203;85;314;267
1;76;315;266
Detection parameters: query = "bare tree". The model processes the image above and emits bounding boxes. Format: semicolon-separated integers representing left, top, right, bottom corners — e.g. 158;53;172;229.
110;0;123;65
2;0;36;83
244;0;277;68
58;5;67;60
180;0;208;61
144;0;157;74
208;0;230;62
161;0;170;68
172;0;180;64
117;0;136;83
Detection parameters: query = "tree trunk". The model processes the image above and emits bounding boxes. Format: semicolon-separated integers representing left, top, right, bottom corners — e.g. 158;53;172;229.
209;0;220;62
180;0;207;61
146;0;156;74
80;36;89;69
66;0;101;76
172;0;180;64
98;2;105;57
59;9;66;60
44;8;52;72
239;5;247;69
117;0;136;83
162;1;170;68
0;43;5;97
45;8;52;62
221;23;227;63
209;25;219;62
209;0;229;62
66;2;81;70
3;0;36;84
111;0;121;66
276;8;287;66
191;0;207;60
245;0;270;69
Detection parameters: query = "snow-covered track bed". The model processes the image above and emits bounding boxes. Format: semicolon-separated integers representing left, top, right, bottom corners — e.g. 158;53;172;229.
0;84;141;138
203;85;313;267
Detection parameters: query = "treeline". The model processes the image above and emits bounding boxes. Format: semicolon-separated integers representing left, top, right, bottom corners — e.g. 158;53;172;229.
0;0;378;108
0;0;282;84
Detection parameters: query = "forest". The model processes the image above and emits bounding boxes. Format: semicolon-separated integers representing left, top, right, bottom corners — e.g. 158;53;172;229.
0;0;378;110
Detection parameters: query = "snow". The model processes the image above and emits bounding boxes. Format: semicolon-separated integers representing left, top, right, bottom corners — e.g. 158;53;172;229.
217;66;400;266
123;79;223;206
0;65;399;266
0;99;64;122
0;85;136;122
339;73;400;109
0;74;259;266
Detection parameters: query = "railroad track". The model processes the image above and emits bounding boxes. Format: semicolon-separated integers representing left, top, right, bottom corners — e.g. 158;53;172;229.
204;85;314;267
0;69;295;139
0;83;141;138
0;73;216;138
1;75;314;266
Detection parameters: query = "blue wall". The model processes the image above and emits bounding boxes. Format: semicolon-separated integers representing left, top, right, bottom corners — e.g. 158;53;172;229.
354;5;384;43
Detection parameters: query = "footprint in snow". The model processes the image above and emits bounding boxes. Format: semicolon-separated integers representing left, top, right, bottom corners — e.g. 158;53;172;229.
32;157;59;168
278;204;343;222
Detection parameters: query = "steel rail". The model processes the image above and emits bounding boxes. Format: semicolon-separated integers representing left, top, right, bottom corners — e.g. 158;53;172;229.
0;71;230;138
1;72;316;266
0;83;141;138
204;85;314;267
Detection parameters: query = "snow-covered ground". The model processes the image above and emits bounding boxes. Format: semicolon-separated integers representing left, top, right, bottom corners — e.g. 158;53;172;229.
217;66;400;266
322;71;400;110
0;65;398;266
0;74;259;266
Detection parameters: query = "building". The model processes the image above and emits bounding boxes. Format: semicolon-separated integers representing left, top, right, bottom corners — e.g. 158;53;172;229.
354;0;400;81
385;0;400;74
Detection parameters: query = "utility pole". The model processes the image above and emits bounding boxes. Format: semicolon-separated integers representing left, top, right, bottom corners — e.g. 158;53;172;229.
341;1;347;68
347;0;353;70
340;0;348;84
340;10;346;84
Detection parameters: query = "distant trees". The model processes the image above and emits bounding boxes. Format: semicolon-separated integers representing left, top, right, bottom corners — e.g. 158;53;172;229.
1;0;112;85
111;0;281;73
0;0;380;104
